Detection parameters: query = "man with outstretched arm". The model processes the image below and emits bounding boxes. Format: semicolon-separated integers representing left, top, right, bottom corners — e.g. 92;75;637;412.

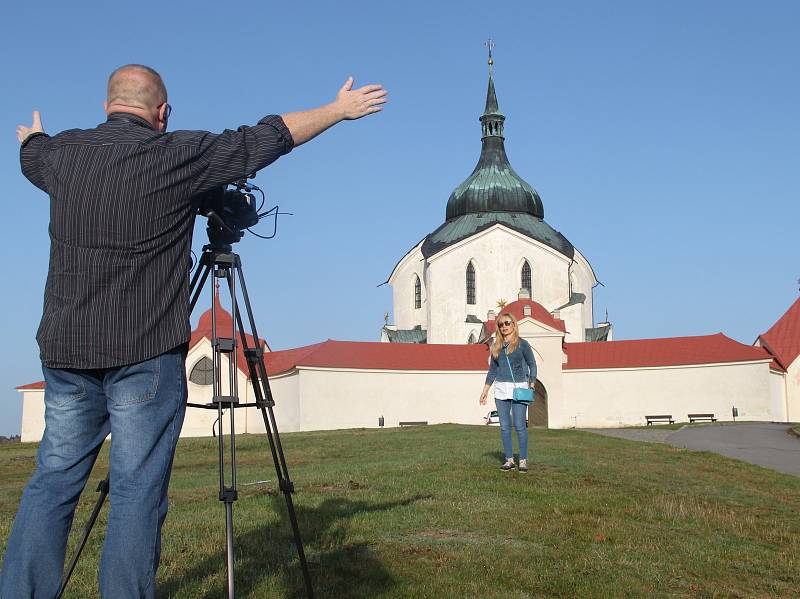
1;64;386;599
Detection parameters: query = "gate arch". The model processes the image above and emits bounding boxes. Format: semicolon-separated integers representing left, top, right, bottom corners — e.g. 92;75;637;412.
528;379;548;427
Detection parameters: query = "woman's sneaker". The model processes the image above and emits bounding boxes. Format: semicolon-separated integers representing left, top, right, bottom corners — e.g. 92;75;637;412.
500;458;516;471
518;459;528;473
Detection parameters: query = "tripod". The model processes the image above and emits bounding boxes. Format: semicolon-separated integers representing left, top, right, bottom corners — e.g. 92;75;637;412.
57;243;314;599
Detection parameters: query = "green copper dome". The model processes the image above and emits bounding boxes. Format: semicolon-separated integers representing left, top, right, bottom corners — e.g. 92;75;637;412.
445;75;544;220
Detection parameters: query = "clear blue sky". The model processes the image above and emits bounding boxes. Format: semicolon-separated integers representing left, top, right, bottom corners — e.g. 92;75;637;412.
1;1;798;436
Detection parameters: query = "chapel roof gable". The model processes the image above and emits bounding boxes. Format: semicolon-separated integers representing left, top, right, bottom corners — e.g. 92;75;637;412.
757;296;800;369
189;292;270;375
481;299;567;340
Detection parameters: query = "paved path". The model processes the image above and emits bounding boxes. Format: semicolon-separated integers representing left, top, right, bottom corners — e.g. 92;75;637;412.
579;427;676;444
667;423;800;477
583;423;800;477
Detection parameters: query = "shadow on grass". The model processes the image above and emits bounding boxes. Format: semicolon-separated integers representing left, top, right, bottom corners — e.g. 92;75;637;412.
483;450;504;463
158;493;429;599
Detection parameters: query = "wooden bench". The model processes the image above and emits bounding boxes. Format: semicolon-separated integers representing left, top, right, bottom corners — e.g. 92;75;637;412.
645;415;674;425
399;421;428;427
688;413;717;423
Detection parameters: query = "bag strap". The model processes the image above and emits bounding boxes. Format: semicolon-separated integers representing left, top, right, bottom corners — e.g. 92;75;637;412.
504;349;517;385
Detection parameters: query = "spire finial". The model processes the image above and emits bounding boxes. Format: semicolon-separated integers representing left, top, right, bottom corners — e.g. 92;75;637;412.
485;38;494;74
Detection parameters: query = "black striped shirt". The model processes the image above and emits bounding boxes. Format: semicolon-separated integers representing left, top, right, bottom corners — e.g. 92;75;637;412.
21;112;294;369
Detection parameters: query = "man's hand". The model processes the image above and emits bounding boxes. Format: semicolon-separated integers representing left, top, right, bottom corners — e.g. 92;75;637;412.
281;78;388;147
334;77;387;120
17;111;44;144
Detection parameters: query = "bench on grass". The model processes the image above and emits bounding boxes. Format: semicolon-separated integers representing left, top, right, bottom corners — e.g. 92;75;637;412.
399;421;428;427
645;415;674;425
688;413;717;423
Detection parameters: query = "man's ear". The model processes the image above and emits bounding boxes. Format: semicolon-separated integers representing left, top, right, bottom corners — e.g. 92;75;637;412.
103;101;109;115
157;104;168;131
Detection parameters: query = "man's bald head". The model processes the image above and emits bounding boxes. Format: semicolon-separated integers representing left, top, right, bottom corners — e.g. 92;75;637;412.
107;64;167;110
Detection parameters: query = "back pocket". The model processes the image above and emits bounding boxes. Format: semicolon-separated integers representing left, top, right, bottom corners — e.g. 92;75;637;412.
107;355;161;406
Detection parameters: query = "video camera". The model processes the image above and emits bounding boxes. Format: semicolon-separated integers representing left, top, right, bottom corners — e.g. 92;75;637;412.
197;179;261;249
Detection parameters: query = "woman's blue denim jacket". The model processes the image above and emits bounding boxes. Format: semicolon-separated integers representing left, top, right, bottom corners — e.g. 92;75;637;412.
485;338;537;385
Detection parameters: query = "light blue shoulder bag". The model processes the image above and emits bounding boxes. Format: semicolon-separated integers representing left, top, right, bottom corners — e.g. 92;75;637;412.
505;348;534;404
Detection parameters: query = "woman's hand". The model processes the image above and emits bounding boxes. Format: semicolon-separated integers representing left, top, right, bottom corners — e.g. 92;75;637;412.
479;383;491;405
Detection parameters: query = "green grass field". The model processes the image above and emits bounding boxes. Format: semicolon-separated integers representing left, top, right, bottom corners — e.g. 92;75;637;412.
2;425;799;598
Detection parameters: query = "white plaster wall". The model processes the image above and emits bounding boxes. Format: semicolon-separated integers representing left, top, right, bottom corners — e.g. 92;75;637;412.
389;242;427;332
425;225;572;344
241;369;302;433
768;370;787;423
559;303;584;342
181;339;249;437
571;249;596;331
19;390;45;443
291;368;489;431
786;361;800;422
561;361;777;429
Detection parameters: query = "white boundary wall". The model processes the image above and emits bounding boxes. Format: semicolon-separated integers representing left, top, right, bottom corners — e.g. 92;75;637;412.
247;367;489;433
561;359;781;428
17;356;790;442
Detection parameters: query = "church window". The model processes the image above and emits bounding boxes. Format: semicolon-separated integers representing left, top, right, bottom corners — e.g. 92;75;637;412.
414;275;422;309
522;261;532;296
468;332;476;344
189;356;214;386
466;262;476;305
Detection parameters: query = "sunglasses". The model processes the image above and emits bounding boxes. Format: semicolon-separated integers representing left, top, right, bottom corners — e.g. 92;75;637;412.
163;103;172;119
498;321;513;327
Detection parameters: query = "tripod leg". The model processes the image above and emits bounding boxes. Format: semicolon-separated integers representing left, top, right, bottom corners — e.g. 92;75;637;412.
56;476;110;599
232;263;315;599
188;249;313;598
216;265;242;599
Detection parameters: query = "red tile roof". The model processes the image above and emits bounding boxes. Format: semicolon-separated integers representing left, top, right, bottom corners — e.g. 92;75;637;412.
16;381;45;390
564;333;772;370
758;297;800;370
484;299;566;335
264;340;490;375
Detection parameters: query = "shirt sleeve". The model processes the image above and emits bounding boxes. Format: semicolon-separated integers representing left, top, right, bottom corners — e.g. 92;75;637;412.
20;133;51;193
522;340;537;383
189;115;295;196
485;354;499;385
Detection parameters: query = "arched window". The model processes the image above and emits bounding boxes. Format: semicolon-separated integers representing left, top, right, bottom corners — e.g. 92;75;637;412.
189;356;214;385
521;261;532;296
466;262;476;305
414;275;421;309
467;332;476;344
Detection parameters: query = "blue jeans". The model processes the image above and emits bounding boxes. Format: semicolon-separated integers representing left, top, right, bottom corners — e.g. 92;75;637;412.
495;398;528;460
0;348;186;599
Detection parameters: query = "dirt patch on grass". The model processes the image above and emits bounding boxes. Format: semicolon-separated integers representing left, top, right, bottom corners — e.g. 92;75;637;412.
317;480;368;492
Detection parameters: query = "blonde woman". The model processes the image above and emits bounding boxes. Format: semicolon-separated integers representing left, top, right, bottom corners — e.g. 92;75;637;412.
479;312;537;472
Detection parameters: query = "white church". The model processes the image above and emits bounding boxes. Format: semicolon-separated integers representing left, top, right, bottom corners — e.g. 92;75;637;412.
16;63;800;441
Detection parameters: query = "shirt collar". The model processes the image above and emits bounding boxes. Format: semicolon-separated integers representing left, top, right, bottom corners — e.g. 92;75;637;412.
106;112;157;131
